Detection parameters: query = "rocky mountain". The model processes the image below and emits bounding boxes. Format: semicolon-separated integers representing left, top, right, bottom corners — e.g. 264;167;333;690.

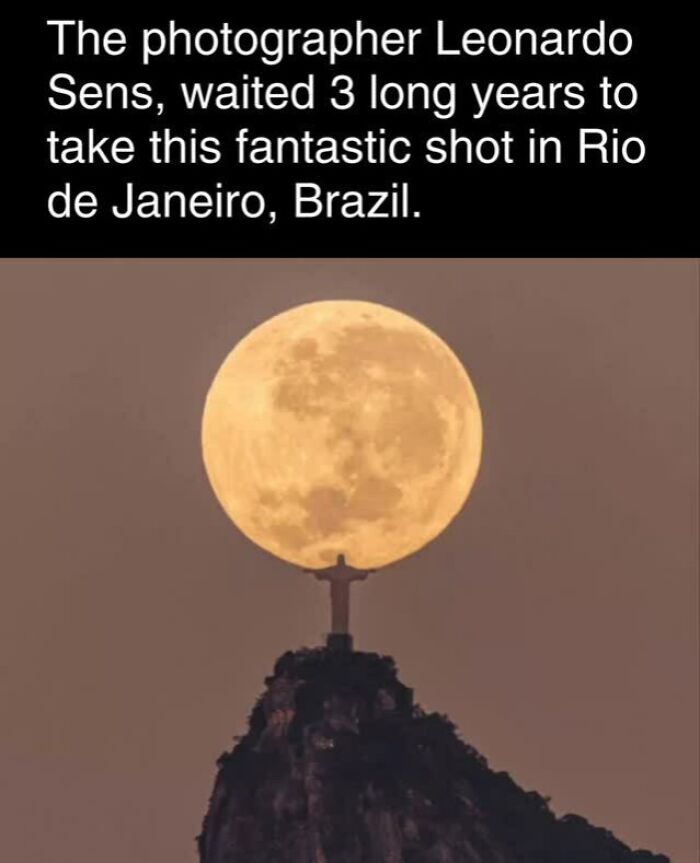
198;647;669;863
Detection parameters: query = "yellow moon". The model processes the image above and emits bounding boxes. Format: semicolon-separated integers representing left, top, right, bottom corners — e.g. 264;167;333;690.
202;301;482;569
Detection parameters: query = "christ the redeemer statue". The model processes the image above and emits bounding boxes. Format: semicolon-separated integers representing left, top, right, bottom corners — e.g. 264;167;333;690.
304;554;374;651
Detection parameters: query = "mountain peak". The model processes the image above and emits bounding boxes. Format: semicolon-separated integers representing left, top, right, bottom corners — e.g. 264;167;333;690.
198;648;669;863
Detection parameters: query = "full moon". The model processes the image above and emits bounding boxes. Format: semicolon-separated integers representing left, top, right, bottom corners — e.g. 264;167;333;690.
202;301;482;569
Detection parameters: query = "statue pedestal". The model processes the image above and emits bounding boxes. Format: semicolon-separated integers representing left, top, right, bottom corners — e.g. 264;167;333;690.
326;632;353;652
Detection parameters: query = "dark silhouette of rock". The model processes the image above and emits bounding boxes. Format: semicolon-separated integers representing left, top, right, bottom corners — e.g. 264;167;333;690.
198;648;669;863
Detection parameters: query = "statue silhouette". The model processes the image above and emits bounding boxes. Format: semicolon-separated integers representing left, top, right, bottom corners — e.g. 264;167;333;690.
304;554;374;649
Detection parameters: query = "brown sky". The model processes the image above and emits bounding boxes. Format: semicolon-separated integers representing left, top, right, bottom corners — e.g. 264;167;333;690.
0;259;697;863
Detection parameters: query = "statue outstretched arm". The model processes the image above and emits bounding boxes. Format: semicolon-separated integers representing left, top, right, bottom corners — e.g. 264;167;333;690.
303;554;374;579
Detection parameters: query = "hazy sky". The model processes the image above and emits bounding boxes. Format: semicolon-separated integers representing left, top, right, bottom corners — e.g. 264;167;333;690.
0;259;697;863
